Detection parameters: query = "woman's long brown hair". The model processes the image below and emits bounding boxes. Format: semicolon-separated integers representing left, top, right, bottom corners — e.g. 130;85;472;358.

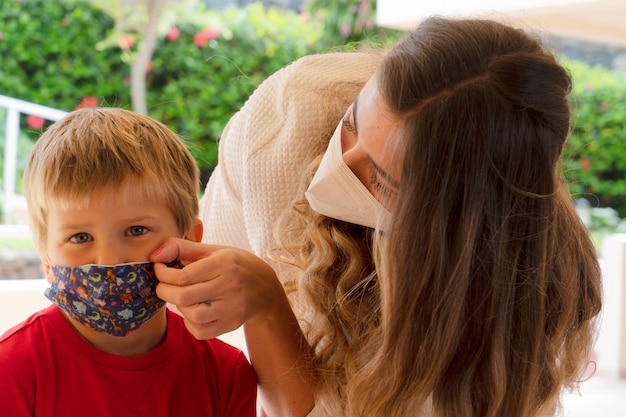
278;17;602;417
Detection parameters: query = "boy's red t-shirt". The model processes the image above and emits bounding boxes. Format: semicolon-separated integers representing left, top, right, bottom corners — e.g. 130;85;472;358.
0;305;257;416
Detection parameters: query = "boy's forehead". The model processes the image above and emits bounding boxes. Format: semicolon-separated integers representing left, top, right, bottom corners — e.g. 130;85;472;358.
47;180;167;210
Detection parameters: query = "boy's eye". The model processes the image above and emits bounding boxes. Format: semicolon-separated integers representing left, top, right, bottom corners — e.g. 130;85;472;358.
69;233;92;244
128;226;148;236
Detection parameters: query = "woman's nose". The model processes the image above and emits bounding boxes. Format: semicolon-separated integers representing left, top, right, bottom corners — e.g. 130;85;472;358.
341;126;371;190
340;121;358;154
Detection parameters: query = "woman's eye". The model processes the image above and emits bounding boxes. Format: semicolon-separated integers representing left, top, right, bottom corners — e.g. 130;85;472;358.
69;233;92;244
128;226;148;236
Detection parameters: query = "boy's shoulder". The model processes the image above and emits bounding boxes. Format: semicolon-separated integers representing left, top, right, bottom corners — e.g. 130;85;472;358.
166;308;245;355
0;305;58;345
0;305;60;380
165;308;253;375
164;309;257;404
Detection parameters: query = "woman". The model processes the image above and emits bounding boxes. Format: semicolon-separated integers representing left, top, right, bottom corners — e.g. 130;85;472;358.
153;16;602;417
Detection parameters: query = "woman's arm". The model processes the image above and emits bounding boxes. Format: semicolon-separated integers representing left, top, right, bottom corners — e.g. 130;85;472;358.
244;283;315;416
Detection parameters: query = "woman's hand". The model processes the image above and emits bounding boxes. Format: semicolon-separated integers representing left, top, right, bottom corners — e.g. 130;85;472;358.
150;238;283;340
152;238;316;416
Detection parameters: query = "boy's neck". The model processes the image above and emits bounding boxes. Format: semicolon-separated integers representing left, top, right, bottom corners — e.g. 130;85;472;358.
60;307;168;357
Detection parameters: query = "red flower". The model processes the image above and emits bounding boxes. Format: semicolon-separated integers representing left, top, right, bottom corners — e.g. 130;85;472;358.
340;23;352;38
194;26;220;47
26;115;45;130
204;26;220;40
166;26;180;42
118;33;134;50
75;96;98;110
580;157;591;171
194;32;208;47
599;102;608;111
145;61;152;72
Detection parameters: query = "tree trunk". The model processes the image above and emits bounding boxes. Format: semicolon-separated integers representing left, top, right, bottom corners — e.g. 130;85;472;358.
131;0;167;115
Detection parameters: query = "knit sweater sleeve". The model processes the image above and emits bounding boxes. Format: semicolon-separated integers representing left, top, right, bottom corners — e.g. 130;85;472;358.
199;52;381;284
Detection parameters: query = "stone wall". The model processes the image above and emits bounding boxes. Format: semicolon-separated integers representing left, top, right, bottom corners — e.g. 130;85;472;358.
0;250;45;280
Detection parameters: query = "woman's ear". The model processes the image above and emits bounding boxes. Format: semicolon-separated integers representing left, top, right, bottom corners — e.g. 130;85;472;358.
185;218;203;243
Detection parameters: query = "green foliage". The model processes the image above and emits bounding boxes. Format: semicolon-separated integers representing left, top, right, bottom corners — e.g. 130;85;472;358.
305;0;404;51
3;0;626;224
563;60;626;216
0;0;130;114
0;0;129;198
0;1;324;181
146;3;323;171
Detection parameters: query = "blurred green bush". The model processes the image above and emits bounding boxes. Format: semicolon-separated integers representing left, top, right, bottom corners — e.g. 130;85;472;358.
563;60;626;217
2;0;626;223
145;3;322;177
0;0;129;119
0;0;322;184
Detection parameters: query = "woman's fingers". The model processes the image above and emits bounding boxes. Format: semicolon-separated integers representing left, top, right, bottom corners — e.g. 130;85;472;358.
150;237;194;262
177;300;246;340
151;238;219;282
151;238;282;339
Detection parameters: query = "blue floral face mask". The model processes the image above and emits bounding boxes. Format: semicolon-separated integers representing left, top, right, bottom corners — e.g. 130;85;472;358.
44;261;181;337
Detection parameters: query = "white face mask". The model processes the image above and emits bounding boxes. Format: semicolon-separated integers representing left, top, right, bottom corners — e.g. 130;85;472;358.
305;121;392;230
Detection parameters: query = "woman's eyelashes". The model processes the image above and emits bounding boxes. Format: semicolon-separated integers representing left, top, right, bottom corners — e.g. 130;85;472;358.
342;108;358;135
370;170;393;196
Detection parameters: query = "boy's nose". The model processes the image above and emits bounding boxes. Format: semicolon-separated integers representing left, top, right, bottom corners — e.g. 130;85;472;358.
94;242;128;265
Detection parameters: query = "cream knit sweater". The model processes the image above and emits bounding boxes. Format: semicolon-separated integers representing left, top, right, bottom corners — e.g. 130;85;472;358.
200;52;380;284
199;52;379;415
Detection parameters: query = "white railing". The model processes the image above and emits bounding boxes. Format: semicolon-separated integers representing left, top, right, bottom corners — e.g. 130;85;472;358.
0;95;67;220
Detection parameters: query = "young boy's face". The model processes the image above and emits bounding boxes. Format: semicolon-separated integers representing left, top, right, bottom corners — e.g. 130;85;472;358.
44;183;182;270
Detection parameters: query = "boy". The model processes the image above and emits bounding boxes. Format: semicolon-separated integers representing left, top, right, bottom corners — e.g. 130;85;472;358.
0;108;257;416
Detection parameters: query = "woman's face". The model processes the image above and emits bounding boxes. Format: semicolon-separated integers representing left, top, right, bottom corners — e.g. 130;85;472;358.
340;75;402;209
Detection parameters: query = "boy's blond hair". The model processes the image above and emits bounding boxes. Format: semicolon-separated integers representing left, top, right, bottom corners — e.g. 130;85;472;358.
23;107;200;258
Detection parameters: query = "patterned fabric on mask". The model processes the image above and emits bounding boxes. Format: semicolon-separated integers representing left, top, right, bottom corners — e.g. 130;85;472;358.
45;260;182;336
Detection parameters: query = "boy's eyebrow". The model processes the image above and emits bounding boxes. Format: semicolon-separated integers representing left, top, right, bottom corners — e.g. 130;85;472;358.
125;214;162;222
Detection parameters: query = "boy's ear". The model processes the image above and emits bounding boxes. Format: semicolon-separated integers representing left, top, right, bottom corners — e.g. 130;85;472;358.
185;218;203;243
42;262;54;284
